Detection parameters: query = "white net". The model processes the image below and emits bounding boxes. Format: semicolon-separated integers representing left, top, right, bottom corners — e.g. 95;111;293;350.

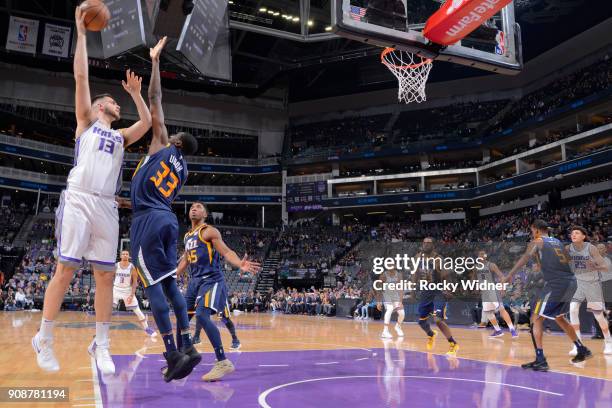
381;48;433;104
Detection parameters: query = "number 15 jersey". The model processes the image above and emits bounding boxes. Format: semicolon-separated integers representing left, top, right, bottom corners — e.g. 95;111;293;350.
131;144;188;213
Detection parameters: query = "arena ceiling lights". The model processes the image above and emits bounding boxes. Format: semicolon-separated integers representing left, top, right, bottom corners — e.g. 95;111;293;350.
229;0;336;42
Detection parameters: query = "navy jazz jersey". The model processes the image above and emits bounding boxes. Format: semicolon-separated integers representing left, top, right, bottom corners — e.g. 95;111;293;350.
184;224;225;283
131;144;188;213
536;237;574;282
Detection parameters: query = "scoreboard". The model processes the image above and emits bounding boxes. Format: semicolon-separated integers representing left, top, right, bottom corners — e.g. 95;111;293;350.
101;0;148;58
177;0;229;80
287;181;328;212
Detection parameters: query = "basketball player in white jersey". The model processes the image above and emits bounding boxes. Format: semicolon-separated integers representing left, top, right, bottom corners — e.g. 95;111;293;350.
566;226;612;355
32;6;151;374
376;268;405;339
114;251;157;338
476;250;518;339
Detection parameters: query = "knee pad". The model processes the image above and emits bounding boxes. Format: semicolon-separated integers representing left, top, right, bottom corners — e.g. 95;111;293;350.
569;302;580;325
396;309;405;320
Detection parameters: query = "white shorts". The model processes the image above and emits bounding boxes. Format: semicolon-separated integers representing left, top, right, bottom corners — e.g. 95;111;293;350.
384;301;402;310
113;287;139;309
482;302;501;312
572;279;605;312
55;189;119;271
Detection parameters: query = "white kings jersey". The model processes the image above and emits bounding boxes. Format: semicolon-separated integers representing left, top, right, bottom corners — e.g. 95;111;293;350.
568;242;600;282
114;262;134;289
67;120;124;196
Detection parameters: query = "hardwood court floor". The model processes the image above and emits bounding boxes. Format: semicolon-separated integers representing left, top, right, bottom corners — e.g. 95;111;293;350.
1;311;611;407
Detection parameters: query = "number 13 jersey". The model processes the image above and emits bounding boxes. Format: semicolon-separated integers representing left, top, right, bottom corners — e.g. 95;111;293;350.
67;121;125;196
131;144;188;213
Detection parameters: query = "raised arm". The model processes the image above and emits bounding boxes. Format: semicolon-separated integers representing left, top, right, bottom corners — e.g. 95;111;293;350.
121;69;151;146
204;227;261;275
74;6;94;135
147;37;169;155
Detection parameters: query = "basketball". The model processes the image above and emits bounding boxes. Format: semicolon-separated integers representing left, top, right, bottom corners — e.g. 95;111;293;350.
80;0;110;32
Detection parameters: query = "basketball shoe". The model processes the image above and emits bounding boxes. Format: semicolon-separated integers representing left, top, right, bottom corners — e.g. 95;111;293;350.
32;332;59;372
88;337;115;375
202;359;235;382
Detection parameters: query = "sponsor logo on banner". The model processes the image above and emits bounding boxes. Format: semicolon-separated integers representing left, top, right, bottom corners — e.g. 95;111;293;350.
6;16;39;54
42;23;71;58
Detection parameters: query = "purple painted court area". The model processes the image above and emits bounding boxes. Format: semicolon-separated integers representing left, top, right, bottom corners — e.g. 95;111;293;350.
99;348;611;408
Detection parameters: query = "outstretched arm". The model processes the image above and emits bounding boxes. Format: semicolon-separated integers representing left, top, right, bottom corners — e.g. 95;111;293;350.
147;37;169;155
121;70;151;146
204;227;261;274
74;6;94;136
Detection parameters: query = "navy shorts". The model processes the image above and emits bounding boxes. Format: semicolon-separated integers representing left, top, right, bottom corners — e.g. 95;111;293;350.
418;291;448;320
130;209;178;287
185;277;230;318
534;279;577;320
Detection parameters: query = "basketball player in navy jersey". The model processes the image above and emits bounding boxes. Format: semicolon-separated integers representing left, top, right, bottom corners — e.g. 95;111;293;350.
506;220;592;371
185;204;242;350
413;237;459;355
130;36;201;382
177;202;260;381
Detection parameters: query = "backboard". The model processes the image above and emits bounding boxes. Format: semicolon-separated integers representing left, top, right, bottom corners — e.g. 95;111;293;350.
332;0;522;74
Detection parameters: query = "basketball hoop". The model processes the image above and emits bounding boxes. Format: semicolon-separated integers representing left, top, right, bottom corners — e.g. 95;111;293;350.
381;48;433;104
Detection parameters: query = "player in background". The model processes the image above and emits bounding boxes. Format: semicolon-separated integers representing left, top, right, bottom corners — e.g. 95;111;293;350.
32;5;151;374
413;237;459;355
476;250;518;339
565;226;612;355
178;201;260;381
506;220;592;372
130;36;201;382
113;250;157;338
185;204;242;350
375;267;405;339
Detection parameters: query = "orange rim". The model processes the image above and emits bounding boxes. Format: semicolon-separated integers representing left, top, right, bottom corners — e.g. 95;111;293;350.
380;47;433;70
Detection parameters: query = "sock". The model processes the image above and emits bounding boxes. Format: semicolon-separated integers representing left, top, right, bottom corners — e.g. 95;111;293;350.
507;322;515;331
163;333;177;352
181;330;192;349
418;319;434;337
176;332;182;350
574;339;586;350
39;318;54;339
133;308;147;329
223;318;239;342
535;348;545;362
95;322;111;347
448;337;456;344
492;322;501;331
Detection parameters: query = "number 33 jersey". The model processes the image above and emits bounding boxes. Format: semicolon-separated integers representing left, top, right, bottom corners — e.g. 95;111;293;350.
67;121;125;196
131;144;188;213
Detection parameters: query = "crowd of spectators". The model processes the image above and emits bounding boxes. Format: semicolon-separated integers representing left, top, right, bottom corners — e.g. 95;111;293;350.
288;54;612;162
491;55;612;132
276;222;367;280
